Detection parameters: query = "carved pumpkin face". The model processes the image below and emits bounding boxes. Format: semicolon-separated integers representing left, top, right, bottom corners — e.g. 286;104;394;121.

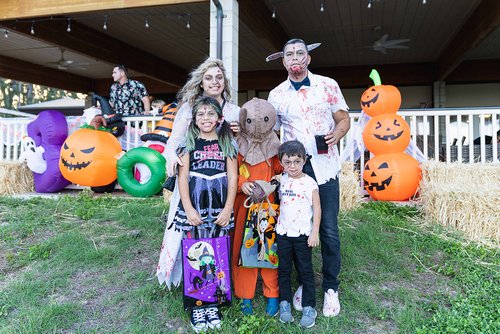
363;153;421;201
363;114;410;155
245;239;255;248
360;84;401;117
268;253;278;265
59;128;122;187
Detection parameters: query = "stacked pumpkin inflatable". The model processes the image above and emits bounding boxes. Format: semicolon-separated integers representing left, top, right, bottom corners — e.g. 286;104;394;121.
361;70;421;201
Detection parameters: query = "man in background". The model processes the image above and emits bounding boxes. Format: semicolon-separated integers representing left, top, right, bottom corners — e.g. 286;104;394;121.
110;64;150;115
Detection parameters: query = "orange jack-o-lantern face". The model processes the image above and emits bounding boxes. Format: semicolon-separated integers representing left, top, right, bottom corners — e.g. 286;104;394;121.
360;84;401;117
59;128;122;187
363;153;421;201
245;239;255;248
363;114;410;155
268;253;278;265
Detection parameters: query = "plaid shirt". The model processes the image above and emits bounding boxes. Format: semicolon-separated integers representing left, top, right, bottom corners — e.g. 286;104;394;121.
109;79;148;116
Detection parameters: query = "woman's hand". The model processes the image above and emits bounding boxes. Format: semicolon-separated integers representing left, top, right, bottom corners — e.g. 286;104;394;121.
186;207;203;226
214;207;232;227
241;182;255;196
230;122;241;135
166;152;184;177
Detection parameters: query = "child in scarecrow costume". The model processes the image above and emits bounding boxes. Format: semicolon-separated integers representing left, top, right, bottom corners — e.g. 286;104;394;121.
232;98;283;316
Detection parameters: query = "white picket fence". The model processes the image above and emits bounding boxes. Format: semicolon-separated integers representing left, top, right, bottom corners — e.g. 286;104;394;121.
2;108;499;164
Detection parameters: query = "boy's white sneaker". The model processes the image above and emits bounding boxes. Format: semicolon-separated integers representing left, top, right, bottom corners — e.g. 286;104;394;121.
292;285;303;311
323;289;340;317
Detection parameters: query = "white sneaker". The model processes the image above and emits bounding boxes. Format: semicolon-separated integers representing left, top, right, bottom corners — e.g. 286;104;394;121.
323;289;340;317
293;285;303;311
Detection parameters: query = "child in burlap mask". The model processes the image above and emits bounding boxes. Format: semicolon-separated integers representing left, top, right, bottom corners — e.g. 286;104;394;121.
231;98;283;316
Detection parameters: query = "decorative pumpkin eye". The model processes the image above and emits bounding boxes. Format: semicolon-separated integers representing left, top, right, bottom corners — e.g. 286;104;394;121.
80;147;95;154
375;121;382;129
378;162;389;169
365;164;370;170
264;116;269;122
246;118;252;124
63;142;69;150
393;119;400;126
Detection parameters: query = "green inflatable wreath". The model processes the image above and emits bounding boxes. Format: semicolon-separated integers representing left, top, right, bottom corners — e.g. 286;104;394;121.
117;147;166;197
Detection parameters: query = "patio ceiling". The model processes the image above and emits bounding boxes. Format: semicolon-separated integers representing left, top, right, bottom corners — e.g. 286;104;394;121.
0;0;499;95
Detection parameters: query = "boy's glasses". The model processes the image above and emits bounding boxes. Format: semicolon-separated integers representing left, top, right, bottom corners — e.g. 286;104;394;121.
282;159;304;167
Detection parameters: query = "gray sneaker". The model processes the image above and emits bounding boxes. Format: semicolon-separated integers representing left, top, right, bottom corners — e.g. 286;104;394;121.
300;306;317;328
279;301;294;323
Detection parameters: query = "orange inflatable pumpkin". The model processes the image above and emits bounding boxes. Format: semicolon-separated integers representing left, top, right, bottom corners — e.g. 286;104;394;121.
360;84;401;117
59;127;122;186
363;153;421;201
363;113;410;155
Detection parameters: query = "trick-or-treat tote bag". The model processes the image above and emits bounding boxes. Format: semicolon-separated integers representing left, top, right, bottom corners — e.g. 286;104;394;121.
239;198;279;269
182;236;231;309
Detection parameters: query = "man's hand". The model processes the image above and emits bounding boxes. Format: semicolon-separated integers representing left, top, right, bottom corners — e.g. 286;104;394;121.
90;115;107;129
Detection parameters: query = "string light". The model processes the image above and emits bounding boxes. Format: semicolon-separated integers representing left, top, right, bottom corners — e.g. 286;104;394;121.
186;18;191;29
30;20;35;35
145;17;150;28
4;29;8;38
320;2;325;12
272;8;276;19
367;0;372;9
422;0;427;4
66;18;71;32
103;14;108;30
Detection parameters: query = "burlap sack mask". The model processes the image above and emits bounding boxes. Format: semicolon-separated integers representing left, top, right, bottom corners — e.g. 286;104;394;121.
237;98;281;166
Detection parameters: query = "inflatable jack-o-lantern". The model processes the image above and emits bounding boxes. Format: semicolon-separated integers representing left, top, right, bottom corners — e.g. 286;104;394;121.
59;126;122;186
362;113;410;155
360;70;401;117
363;153;421;201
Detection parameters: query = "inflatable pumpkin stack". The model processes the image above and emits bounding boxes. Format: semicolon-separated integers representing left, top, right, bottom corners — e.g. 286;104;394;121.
360;70;421;201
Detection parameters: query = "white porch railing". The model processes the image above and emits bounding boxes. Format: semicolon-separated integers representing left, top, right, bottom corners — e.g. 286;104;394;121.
339;107;500;164
2;108;499;164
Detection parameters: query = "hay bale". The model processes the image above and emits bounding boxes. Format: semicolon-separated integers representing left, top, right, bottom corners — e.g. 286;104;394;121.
162;188;173;203
0;161;34;195
340;161;363;211
420;162;500;243
421;161;500;186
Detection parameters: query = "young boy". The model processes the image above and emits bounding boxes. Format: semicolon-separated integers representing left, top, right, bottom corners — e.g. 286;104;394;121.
276;140;321;328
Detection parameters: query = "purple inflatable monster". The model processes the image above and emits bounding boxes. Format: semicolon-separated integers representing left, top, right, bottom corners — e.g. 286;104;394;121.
27;110;70;192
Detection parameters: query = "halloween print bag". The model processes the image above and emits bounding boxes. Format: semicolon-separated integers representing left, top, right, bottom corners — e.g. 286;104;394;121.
239;198;279;269
182;236;231;309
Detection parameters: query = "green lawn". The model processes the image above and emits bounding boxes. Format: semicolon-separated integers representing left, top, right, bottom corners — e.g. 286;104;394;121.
0;192;498;333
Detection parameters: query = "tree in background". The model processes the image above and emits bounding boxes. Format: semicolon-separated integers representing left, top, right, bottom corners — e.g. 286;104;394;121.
0;78;84;110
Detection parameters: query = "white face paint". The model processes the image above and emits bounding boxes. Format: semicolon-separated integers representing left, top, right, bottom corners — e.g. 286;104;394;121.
201;66;225;99
282;43;311;77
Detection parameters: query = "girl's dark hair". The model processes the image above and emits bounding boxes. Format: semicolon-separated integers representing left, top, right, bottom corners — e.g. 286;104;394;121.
186;96;237;158
278;140;307;161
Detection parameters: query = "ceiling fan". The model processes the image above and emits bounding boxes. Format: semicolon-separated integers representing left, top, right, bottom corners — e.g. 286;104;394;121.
48;48;74;70
372;34;410;54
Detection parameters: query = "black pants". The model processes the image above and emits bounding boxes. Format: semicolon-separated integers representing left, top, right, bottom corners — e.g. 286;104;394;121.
277;234;315;308
302;159;341;292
